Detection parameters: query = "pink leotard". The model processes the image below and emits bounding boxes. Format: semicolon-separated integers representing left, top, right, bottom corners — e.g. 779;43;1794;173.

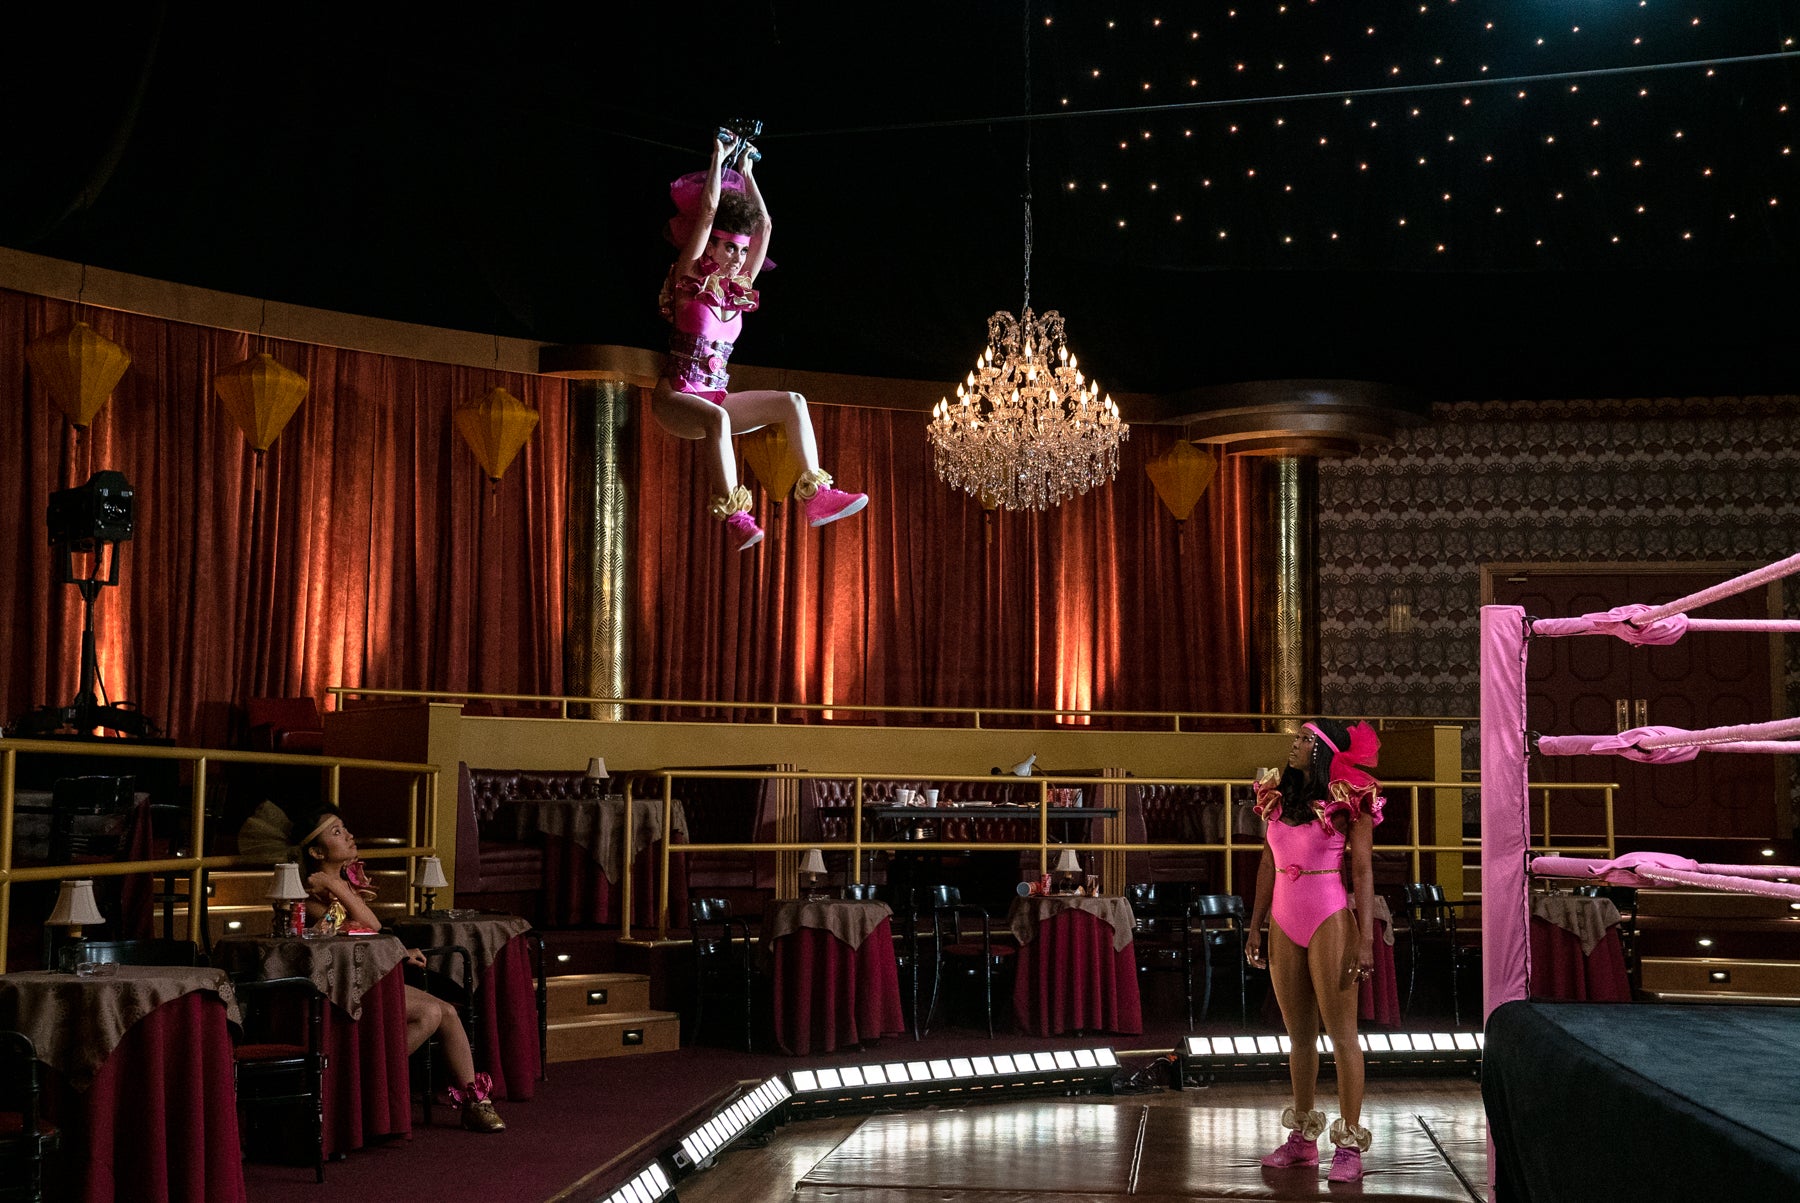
1254;773;1386;948
659;258;759;403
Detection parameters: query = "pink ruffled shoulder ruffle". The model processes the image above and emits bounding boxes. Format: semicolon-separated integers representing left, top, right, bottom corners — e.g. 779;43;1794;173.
660;258;760;322
1318;779;1385;829
1251;768;1283;822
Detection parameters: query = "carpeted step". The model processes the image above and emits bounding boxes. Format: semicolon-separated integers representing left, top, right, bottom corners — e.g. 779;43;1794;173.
546;971;652;1018
1639;955;1800;1002
547;1009;681;1061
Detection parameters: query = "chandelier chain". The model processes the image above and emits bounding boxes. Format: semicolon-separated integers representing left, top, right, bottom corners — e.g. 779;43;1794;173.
1022;0;1032;314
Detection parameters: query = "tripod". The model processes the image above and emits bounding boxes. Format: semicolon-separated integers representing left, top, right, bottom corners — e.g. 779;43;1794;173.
10;540;154;738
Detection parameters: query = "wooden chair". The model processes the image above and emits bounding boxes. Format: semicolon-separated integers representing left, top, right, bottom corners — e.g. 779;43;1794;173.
924;885;1015;1038
1401;883;1475;1026
232;976;328;1182
688;897;755;1051
0;1031;59;1203
1189;894;1250;1028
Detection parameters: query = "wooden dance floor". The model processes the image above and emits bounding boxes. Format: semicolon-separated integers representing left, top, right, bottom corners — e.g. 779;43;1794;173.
691;1081;1486;1203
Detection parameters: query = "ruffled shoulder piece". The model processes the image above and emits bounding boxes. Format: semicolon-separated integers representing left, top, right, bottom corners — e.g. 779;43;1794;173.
676;260;759;312
1250;766;1284;822
1318;778;1385;828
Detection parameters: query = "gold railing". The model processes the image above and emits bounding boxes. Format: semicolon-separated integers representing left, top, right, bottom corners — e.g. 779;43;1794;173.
0;738;440;973
326;684;1476;732
615;769;1618;940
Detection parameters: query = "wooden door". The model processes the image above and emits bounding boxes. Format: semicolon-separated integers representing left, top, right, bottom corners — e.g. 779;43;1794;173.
1487;566;1780;842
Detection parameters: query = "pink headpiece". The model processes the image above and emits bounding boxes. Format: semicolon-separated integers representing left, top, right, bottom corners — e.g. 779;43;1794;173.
1304;721;1381;790
710;229;751;246
666;167;774;268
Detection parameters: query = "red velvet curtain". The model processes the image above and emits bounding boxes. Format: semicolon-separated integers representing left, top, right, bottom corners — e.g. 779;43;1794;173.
631;391;1264;719
0;289;568;742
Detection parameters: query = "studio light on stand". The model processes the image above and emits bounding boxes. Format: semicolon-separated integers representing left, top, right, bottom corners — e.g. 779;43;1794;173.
45;878;104;971
413;856;450;916
799;848;829;900
10;470;153;737
267;862;308;936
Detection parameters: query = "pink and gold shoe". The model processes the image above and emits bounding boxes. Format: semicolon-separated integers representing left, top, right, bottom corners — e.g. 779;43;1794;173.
804;485;868;528
1260;1107;1324;1167
1327;1117;1370;1182
725;509;764;551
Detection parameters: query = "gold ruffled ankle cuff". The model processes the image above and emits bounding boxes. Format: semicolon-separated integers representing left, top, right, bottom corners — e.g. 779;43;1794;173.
794;467;833;500
709;485;753;520
1330;1117;1371;1151
1281;1107;1327;1140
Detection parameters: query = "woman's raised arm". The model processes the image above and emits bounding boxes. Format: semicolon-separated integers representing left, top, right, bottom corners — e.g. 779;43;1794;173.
739;150;771;281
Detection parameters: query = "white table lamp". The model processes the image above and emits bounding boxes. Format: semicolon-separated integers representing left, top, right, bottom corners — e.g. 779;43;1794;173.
799;848;829;898
267;862;309;936
47;878;104;941
413;855;450;914
585;756;608;797
1052;849;1084;894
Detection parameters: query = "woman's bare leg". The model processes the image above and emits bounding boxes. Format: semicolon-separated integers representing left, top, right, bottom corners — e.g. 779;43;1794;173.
405;983;477;1087
1305;910;1365;1129
720;389;821;475
651;382;735;496
1267;920;1321;1114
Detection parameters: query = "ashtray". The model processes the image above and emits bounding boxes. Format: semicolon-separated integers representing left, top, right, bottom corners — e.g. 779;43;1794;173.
74;960;118;979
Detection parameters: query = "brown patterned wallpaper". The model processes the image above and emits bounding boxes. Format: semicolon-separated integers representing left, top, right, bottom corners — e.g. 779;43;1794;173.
1316;396;1800;825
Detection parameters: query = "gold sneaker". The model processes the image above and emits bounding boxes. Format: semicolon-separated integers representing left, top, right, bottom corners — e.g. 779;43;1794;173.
460;1098;506;1133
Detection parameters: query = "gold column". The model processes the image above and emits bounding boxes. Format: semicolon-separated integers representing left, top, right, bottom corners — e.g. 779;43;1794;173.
566;381;631;719
1262;456;1319;727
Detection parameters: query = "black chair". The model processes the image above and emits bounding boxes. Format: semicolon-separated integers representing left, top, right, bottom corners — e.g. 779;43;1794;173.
0;1032;59;1203
1125;883;1194;1026
1401;883;1475;1026
841;883;879;901
688;897;755;1051
522;929;549;1080
875;885;929;1041
54;938;204;972
405;944;475;1126
924;885;1015;1038
1189;894;1249;1028
48;776;138;864
232;976;328;1182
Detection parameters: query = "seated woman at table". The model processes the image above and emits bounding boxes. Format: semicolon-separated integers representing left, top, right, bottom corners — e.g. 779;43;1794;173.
296;810;507;1134
1243;719;1383;1183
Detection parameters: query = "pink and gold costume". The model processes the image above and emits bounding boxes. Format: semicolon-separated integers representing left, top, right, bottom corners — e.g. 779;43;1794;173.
659;257;759;403
1253;740;1385;948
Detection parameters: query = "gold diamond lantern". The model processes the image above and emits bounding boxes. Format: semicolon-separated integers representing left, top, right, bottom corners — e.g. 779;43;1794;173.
454;387;540;482
740;425;802;500
215;352;309;454
1145;440;1218;525
25;321;132;430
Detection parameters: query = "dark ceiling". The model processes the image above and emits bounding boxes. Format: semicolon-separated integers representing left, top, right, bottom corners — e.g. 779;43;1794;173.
4;1;1798;403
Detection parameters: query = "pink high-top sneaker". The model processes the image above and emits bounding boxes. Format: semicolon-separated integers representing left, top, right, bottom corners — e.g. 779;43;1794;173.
1260;1107;1324;1167
1328;1146;1363;1182
804;485;868;528
725;509;764;551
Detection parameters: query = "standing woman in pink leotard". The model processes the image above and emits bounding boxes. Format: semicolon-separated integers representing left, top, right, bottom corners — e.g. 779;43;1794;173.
1244;718;1384;1183
655;133;868;552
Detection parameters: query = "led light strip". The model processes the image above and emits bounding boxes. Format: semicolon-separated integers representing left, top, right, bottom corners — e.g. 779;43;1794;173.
1182;1031;1484;1057
675;1076;793;1168
790;1047;1118;1096
601;1161;672;1203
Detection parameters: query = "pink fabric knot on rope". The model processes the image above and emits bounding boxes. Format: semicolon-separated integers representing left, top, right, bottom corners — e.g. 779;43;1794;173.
1536;604;1689;645
1537;727;1701;763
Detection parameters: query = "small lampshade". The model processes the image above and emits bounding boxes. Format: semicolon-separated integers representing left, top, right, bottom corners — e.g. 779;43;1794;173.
266;862;308;901
1055;849;1082;874
799;848;827;877
46;879;104;926
585;756;607;779
414;855;450;890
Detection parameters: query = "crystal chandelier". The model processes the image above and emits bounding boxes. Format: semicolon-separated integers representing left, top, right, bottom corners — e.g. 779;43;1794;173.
926;0;1127;512
928;311;1126;511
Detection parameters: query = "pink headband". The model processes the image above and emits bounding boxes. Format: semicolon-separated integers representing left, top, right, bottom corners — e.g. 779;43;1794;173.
1303;722;1341;754
710;229;751;247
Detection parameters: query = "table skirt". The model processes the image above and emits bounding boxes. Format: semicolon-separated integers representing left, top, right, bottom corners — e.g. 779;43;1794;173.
319;964;412;1156
540;833;690;928
1014;908;1144;1037
46;991;246;1203
771;920;908;1055
1529;916;1631;1002
1359;919;1402;1026
477;933;541;1099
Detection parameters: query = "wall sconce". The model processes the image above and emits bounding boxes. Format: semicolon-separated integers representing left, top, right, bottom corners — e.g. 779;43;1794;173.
413;856;450;915
1386;587;1416;637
